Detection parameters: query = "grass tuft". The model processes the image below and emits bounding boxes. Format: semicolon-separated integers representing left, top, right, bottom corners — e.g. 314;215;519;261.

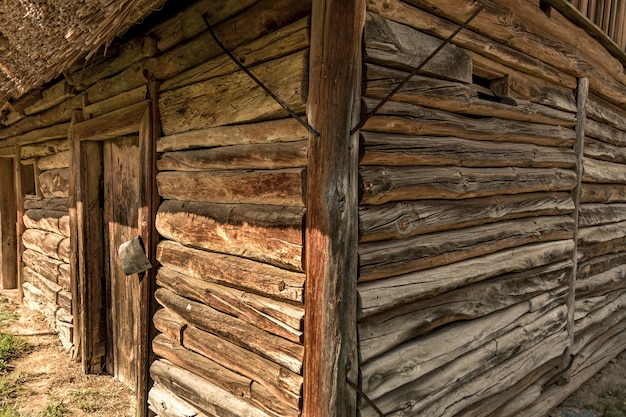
0;333;29;373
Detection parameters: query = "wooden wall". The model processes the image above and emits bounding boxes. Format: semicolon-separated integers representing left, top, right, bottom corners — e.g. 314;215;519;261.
144;1;311;415
357;1;626;416
0;79;76;351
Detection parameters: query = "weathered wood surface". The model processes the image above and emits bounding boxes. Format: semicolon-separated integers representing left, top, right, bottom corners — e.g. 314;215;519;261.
20;139;69;159
156;240;305;302
581;183;626;203
161;17;310;92
156;200;304;271
364;12;471;83
23;209;70;237
360;166;577;205
23;197;68;211
160;51;308;136
23;80;71;117
583;157;626;183
73;102;147;141
22;228;70;263
149;383;211;417
359;192;574;242
23;247;70;287
0;158;17;289
152;334;252;399
358;240;574;318
359;261;570;361
586;96;626;132
156;288;303;374
360;303;567;412
36;151;70;170
150;360;270;417
586;119;626;146
83;62;146;105
157;118;308;152
23;266;63;307
157;267;303;343
364;64;576;126
157;169;305;206
83;86;148;119
585;137;626;164
158;141;308;171
579;203;626;227
359;215;573;281
184;326;302;412
366;0;577;89
361;99;577;147
360;131;576;168
579;252;626;281
38;169;69;199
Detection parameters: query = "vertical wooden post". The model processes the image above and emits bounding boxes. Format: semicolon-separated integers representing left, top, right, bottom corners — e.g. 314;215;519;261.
13;147;25;300
563;77;588;381
0;156;17;289
303;1;365;416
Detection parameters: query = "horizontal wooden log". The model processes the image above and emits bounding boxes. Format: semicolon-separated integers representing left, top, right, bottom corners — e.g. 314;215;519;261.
586;119;626;147
153;334;252;399
20;138;69;159
150;359;270;417
23;266;62;306
364;64;576;126
586;96;626;132
157;240;304;302
360;302;565;406
36;151;70;170
156;200;303;271
584;137;626;165
22;228;70;262
470;53;576;113
159;51;308;136
23;197;68;211
157;169;305;206
38;168;69;198
84;62;145;105
366;0;576;89
583;157;626;184
358;239;574;318
23;209;70;237
161;17;310;92
359;215;573;281
21;249;66;286
359;192;574;243
23;80;71;116
157;267;303;343
574;291;623;321
581;183;626;203
153;308;186;345
578;221;626;246
156;288;304;374
83;86;148;119
58;263;70;291
360;166;577;205
361;99;577;147
149;382;211;417
157;118;308;152
358;261;571;361
250;381;300;417
73;102;147;141
364;12;471;83
578;252;626;280
158;141;308;171
579;203;626;227
360;131;576;168
576;265;626;297
183;325;301;410
573;295;626;355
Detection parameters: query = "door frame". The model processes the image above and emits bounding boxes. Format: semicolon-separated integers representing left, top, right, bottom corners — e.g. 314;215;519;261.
0;154;18;290
70;98;157;417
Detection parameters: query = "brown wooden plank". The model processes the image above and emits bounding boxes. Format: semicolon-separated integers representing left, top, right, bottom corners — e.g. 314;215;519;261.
0;158;17;289
303;0;364;415
13;150;25;299
73;101;147;141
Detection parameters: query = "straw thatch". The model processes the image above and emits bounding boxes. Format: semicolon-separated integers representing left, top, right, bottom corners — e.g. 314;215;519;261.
0;0;166;104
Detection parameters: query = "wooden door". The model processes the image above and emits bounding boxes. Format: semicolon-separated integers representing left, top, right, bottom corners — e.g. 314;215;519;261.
103;136;142;390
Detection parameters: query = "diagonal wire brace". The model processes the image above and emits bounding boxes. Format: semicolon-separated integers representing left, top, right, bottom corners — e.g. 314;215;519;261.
202;14;320;137
351;5;484;135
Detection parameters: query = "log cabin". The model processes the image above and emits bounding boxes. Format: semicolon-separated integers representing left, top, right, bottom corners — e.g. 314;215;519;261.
1;0;626;416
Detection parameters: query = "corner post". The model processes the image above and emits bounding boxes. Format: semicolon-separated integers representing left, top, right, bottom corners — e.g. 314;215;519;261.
304;1;365;416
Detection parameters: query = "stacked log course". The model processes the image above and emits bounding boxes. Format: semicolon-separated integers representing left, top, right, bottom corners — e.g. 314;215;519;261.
144;1;311;415
0;79;75;350
357;1;626;416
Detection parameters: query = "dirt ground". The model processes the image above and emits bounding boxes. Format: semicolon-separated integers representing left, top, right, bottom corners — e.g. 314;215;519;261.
1;288;624;417
0;289;134;417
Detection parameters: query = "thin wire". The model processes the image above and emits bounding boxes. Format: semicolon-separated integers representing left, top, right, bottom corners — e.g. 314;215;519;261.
202;14;320;137
351;5;485;135
346;378;385;417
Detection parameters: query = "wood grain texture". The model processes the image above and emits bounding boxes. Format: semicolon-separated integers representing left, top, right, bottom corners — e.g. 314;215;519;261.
21;228;70;262
0;158;17;288
23;209;70;238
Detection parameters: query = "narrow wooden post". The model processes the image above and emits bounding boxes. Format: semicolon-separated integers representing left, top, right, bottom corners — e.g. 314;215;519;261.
303;1;365;416
564;77;588;381
0;156;17;289
13;147;25;300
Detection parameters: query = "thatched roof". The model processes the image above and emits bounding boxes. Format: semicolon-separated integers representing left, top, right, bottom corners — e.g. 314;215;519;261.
0;0;166;103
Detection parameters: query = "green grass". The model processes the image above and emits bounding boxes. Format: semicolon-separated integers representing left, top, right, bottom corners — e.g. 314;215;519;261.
0;297;16;327
585;387;626;417
0;405;21;417
0;333;29;372
37;401;67;417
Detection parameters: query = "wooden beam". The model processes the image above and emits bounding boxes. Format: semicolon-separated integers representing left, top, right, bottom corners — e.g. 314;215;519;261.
13;149;25;300
0;158;17;289
303;0;364;416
